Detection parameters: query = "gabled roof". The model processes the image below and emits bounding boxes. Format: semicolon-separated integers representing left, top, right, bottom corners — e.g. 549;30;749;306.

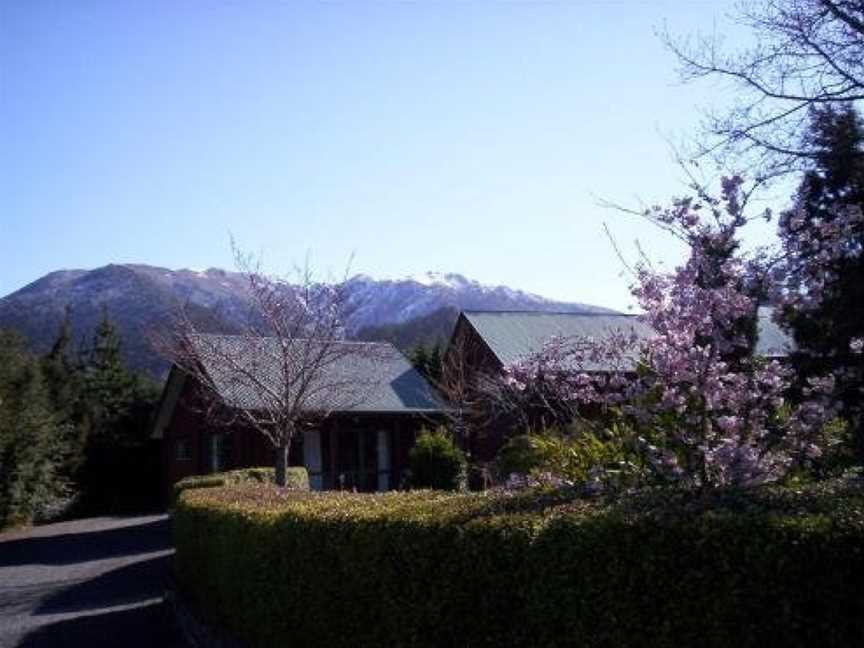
462;311;653;370
461;308;794;370
189;334;443;414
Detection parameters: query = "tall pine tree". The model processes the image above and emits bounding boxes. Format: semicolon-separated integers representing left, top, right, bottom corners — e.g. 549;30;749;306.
41;307;88;479
76;307;160;511
780;105;864;453
80;307;137;443
0;331;70;526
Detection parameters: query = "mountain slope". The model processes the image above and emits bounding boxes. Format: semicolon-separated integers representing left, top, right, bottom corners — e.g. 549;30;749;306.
0;264;614;377
344;272;610;327
355;306;461;351
0;265;250;377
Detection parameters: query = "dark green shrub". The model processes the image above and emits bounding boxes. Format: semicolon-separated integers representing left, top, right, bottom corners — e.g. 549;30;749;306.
408;427;466;490
172;466;308;502
495;434;548;478
174;480;864;648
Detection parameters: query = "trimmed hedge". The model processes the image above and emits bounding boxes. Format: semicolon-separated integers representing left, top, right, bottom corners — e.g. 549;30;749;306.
172;466;308;503
174;480;864;648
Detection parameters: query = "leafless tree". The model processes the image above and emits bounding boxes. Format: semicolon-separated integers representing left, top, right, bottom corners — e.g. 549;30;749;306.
433;331;506;487
436;331;479;448
157;246;380;486
662;0;864;178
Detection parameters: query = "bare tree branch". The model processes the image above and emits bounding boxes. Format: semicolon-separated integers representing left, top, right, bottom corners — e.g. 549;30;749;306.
153;248;381;486
660;0;864;176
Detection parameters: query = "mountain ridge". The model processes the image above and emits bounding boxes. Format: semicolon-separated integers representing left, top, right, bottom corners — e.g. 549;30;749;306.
0;263;615;377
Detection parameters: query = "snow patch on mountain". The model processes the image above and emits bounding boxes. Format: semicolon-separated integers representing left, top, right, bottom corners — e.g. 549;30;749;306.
404;271;471;289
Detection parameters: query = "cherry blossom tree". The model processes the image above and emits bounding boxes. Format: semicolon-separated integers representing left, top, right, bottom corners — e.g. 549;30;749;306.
496;329;642;429
500;178;838;489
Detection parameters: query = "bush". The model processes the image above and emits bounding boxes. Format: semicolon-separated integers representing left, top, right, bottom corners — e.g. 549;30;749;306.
408;427;466;490
174;479;864;648
495;434;548;478
173;466;308;502
495;422;646;491
811;416;859;476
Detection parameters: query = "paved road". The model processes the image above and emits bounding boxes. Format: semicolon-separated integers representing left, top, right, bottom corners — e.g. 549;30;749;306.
0;515;187;648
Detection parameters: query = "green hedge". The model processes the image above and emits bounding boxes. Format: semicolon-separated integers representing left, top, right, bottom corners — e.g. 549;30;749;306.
174;480;864;648
172;466;308;503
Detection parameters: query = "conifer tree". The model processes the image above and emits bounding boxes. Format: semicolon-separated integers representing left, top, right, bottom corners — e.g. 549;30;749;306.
427;343;443;384
41;308;88;476
410;345;430;378
779;105;864;452
410;343;444;383
77;308;160;511
81;307;135;440
0;331;68;525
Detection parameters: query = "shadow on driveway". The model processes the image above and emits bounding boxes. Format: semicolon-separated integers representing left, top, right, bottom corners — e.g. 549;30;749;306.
35;554;173;616
0;517;171;568
18;601;184;648
0;515;188;647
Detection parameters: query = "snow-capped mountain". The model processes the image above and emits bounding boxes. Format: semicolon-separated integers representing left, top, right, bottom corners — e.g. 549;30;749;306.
345;271;607;329
0;264;613;377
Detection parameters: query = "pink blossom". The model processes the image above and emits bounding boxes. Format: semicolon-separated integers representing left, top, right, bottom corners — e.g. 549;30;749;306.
717;416;740;433
500;178;838;489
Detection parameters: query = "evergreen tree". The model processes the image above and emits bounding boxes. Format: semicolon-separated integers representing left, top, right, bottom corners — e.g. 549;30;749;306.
410;345;430;378
76;308;160;511
41;307;88;478
43;307;73;400
0;331;69;526
427;343;443;384
779;105;864;452
0;309;162;522
410;343;443;384
80;307;137;442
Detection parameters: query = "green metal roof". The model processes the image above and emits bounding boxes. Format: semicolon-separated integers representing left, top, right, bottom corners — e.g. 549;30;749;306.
463;311;653;369
463;309;793;369
191;334;443;414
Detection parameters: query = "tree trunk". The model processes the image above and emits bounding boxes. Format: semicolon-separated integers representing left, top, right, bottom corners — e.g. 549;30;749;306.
275;441;290;487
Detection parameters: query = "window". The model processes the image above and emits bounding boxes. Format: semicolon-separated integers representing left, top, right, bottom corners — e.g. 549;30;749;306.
175;438;191;462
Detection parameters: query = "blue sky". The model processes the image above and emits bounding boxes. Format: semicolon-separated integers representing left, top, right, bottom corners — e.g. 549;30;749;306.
1;1;787;311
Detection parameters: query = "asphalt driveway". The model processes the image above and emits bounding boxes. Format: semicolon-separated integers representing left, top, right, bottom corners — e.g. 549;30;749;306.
0;514;187;647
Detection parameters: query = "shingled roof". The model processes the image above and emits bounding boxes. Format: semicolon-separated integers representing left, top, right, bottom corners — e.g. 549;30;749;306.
461;308;794;369
189;334;443;414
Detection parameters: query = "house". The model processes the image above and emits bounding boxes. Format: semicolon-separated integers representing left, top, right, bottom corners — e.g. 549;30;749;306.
444;308;794;459
151;335;443;496
448;308;792;373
